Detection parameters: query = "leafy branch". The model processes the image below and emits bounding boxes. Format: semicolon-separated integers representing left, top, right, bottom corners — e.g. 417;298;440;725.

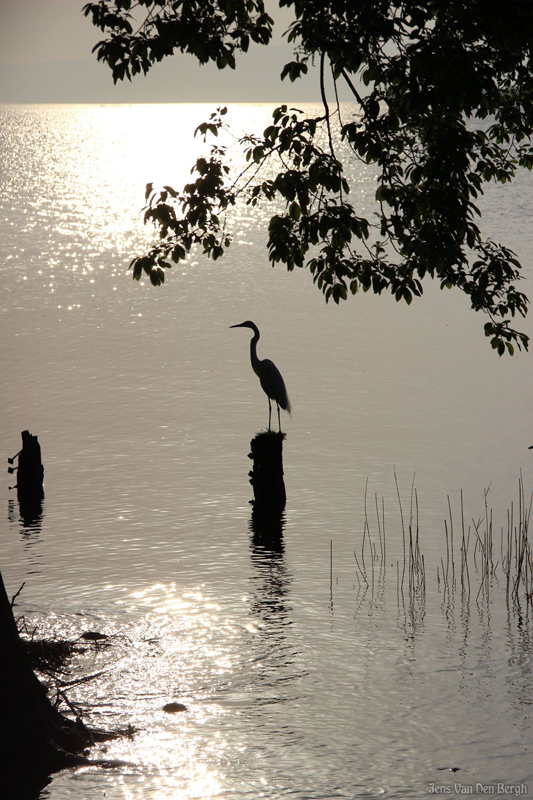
86;0;533;354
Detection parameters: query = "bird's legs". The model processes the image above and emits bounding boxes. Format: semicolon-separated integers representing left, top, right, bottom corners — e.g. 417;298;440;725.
277;403;281;432
268;397;272;431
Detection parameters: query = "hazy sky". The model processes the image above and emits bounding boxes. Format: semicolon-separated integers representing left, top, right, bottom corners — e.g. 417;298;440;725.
0;0;343;103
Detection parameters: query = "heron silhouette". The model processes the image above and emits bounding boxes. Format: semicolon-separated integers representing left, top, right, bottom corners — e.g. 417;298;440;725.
230;320;291;431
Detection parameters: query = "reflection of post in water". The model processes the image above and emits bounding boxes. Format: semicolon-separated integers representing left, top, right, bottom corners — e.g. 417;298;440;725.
250;507;285;555
8;497;43;536
8;430;45;527
248;515;306;705
249;513;290;618
8;499;44;576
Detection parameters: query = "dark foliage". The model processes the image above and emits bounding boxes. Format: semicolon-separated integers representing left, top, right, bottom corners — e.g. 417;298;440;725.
84;0;533;353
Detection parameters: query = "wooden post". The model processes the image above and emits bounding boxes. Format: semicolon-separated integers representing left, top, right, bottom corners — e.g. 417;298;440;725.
8;431;44;523
17;430;44;502
248;431;286;516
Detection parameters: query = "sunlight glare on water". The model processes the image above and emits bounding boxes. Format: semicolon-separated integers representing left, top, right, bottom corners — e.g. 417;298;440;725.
53;572;311;800
104;585;236;799
1;104;224;299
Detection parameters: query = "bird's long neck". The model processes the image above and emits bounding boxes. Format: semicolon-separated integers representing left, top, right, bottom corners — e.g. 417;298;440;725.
250;328;261;376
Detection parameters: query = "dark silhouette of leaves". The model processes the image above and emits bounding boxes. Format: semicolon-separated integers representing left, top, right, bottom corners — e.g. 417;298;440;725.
86;0;533;353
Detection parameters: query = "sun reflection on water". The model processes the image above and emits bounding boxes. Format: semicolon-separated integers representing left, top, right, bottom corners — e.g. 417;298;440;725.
1;102;371;312
42;544;300;800
75;582;257;798
0;105;225;303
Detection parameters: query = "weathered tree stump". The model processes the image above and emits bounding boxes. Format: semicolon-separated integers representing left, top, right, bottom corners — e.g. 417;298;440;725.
248;431;286;516
8;430;44;523
17;430;44;503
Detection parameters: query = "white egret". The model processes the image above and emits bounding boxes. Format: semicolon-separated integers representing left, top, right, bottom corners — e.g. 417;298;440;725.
230;320;291;431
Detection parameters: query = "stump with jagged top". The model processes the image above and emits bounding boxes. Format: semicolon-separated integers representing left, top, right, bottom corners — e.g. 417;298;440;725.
248;431;286;515
16;430;44;504
10;430;44;524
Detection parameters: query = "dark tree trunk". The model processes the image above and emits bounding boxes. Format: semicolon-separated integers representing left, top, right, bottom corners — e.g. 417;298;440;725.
0;573;108;795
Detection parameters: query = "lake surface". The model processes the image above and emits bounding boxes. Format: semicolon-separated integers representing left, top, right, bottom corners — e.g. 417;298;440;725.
1;104;533;799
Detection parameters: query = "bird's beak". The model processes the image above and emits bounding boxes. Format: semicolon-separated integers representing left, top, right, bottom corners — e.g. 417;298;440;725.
229;323;243;329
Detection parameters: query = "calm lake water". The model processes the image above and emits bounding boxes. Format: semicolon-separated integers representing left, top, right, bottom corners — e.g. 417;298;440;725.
1;104;533;799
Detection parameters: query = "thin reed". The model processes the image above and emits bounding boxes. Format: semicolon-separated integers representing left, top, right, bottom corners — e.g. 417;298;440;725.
351;474;533;613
